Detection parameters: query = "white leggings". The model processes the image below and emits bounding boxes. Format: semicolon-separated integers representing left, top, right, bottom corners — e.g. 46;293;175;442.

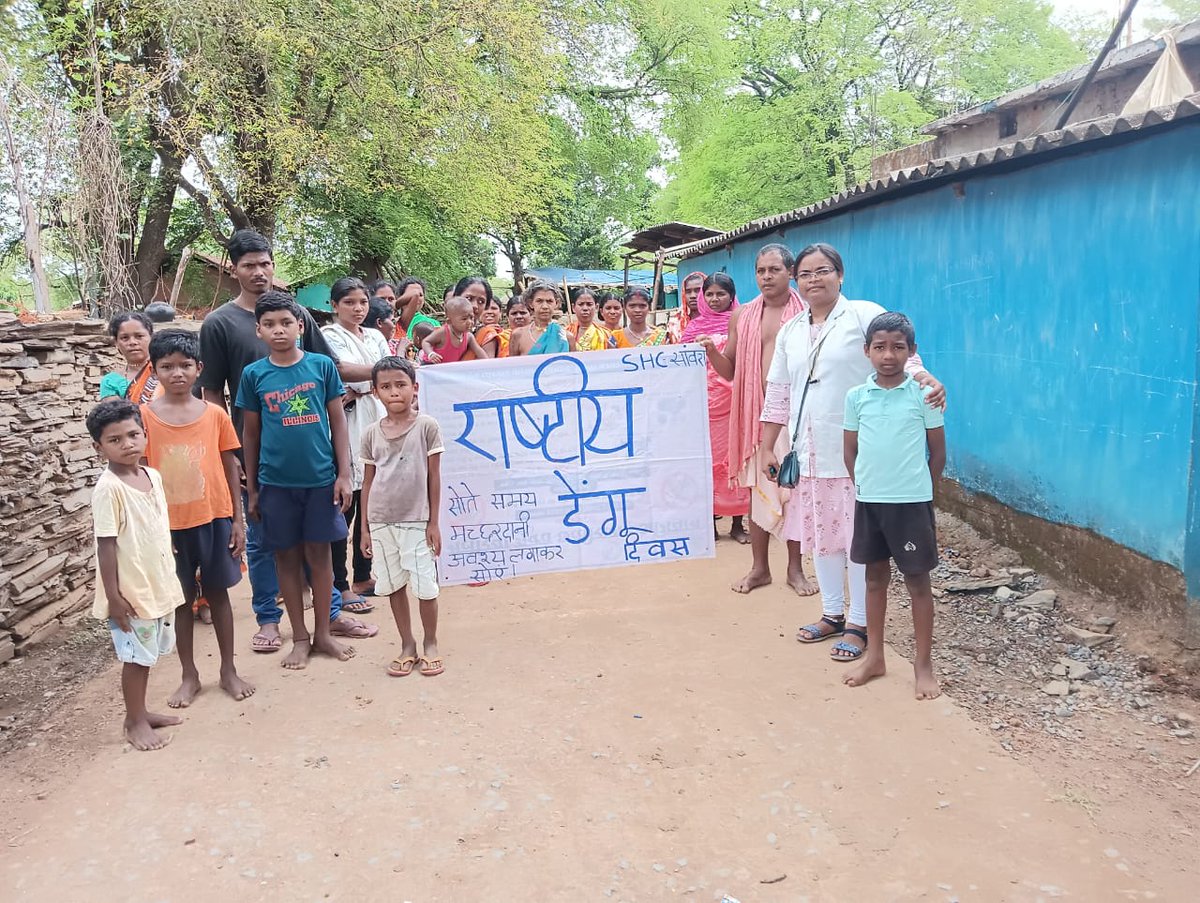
814;551;867;626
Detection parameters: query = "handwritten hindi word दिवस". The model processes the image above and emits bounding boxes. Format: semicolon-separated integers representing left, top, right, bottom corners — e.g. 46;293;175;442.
622;532;692;563
452;355;642;469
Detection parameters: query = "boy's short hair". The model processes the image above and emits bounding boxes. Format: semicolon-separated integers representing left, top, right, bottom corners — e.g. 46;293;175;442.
412;321;435;342
148;329;201;365
444;296;473;318
255;291;303;322
372;355;417;386
86;399;143;442
108;310;153;338
864;312;916;348
227;229;273;265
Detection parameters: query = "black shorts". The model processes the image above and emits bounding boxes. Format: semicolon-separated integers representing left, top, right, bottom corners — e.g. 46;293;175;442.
850;501;938;575
258;483;348;552
172;517;243;593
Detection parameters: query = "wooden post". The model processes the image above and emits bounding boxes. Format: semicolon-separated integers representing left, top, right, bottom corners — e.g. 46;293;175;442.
168;247;193;307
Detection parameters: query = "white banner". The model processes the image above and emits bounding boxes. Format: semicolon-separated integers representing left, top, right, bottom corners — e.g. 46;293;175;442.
418;346;715;586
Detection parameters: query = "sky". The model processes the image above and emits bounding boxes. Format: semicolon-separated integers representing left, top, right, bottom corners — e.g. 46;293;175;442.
1051;0;1165;38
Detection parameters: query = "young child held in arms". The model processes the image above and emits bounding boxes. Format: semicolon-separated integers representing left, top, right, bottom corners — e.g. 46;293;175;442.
142;329;253;708
359;357;446;677
88;400;185;750
236;291;355;670
842;312;946;700
420;296;487;363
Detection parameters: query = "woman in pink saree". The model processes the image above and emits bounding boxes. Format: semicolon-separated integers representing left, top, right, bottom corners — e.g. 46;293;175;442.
684;272;751;542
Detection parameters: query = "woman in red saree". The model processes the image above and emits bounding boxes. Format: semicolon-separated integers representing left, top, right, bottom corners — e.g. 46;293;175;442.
684;273;750;542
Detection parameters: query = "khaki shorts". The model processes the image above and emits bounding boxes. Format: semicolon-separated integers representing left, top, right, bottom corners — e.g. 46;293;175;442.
370;522;439;600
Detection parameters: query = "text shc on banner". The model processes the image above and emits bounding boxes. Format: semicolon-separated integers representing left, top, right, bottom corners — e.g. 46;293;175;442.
417;346;716;586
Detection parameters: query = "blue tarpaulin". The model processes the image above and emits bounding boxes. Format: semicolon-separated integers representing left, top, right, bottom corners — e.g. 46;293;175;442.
527;267;677;288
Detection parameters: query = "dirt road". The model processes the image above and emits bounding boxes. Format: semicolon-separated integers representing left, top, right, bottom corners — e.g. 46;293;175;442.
1;543;1195;901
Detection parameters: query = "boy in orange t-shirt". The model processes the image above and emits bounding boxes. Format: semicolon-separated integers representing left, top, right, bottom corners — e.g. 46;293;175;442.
143;330;254;709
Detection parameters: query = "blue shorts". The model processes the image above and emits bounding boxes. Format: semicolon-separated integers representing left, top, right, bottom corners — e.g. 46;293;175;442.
109;615;176;667
172;517;243;593
258;484;348;552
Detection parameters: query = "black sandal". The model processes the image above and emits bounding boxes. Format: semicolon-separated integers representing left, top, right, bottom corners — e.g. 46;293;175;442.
831;628;868;661
796;616;845;644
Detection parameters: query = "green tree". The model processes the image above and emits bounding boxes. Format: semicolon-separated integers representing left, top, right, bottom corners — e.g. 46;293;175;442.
654;0;1092;227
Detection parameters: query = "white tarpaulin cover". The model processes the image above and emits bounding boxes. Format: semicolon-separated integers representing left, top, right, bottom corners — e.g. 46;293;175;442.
1121;33;1196;116
418;346;716;586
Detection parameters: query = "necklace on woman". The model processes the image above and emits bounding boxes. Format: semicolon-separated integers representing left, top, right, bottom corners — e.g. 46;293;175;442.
626;324;650;342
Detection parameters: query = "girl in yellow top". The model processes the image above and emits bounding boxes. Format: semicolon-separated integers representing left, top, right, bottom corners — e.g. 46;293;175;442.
567;287;615;351
613;287;670;348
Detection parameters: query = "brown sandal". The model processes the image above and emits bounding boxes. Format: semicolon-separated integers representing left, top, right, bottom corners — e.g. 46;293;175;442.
388;655;418;677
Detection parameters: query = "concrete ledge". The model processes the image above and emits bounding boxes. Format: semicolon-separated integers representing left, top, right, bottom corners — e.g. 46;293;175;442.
937;478;1186;625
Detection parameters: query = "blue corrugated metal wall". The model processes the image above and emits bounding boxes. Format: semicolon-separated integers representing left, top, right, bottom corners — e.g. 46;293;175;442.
687;124;1200;573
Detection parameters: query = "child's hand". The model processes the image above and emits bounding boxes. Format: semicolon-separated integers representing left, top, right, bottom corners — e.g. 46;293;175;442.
229;520;246;559
425;350;443;364
333;476;352;512
247;490;261;522
108;594;137;633
425;523;441;557
360;529;373;559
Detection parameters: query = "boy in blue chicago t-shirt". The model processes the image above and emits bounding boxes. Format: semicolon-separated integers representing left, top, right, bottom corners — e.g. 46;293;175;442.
842;312;946;701
236;292;356;670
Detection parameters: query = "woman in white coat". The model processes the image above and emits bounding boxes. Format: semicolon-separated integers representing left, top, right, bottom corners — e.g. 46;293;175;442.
759;244;944;661
323;276;389;607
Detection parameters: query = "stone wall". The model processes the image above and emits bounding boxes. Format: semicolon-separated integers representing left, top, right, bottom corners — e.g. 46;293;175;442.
0;313;121;662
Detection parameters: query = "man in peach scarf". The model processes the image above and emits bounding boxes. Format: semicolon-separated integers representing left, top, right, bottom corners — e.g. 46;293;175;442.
697;244;815;595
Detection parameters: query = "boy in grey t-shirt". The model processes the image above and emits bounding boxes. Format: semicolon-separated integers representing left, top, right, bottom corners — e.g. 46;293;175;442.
360;357;446;678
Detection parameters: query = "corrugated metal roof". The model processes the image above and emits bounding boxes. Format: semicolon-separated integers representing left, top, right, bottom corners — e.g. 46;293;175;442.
922;19;1200;135
663;95;1200;261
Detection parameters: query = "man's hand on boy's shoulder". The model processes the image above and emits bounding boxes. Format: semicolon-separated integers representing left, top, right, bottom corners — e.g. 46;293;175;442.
914;371;946;411
108;593;137;633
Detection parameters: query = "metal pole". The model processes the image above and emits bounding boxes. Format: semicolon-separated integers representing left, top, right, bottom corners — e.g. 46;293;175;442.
1054;0;1140;131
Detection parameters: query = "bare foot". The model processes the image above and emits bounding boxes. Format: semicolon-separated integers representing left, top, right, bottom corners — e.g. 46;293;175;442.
312;633;355;662
730;524;751;545
197;604;213;625
220;669;256;701
282;637;312;670
167;674;202;709
914;661;941;700
786;568;818;596
843;655;887;688
731;569;771;594
123;718;170;751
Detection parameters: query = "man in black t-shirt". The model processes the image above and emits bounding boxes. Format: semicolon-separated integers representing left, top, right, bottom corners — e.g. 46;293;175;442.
198;230;378;653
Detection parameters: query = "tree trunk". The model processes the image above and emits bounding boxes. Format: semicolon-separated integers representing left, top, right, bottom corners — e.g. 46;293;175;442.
133;140;183;303
0;89;51;313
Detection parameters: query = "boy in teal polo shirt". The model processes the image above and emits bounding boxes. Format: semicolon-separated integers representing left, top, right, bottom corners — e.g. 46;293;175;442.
237;292;356;671
842;312;946;700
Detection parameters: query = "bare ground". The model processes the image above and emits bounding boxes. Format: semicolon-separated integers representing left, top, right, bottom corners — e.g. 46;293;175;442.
2;526;1198;902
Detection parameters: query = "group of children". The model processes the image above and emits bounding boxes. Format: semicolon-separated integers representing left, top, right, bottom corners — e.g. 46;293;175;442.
89;228;948;750
91;276;445;750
